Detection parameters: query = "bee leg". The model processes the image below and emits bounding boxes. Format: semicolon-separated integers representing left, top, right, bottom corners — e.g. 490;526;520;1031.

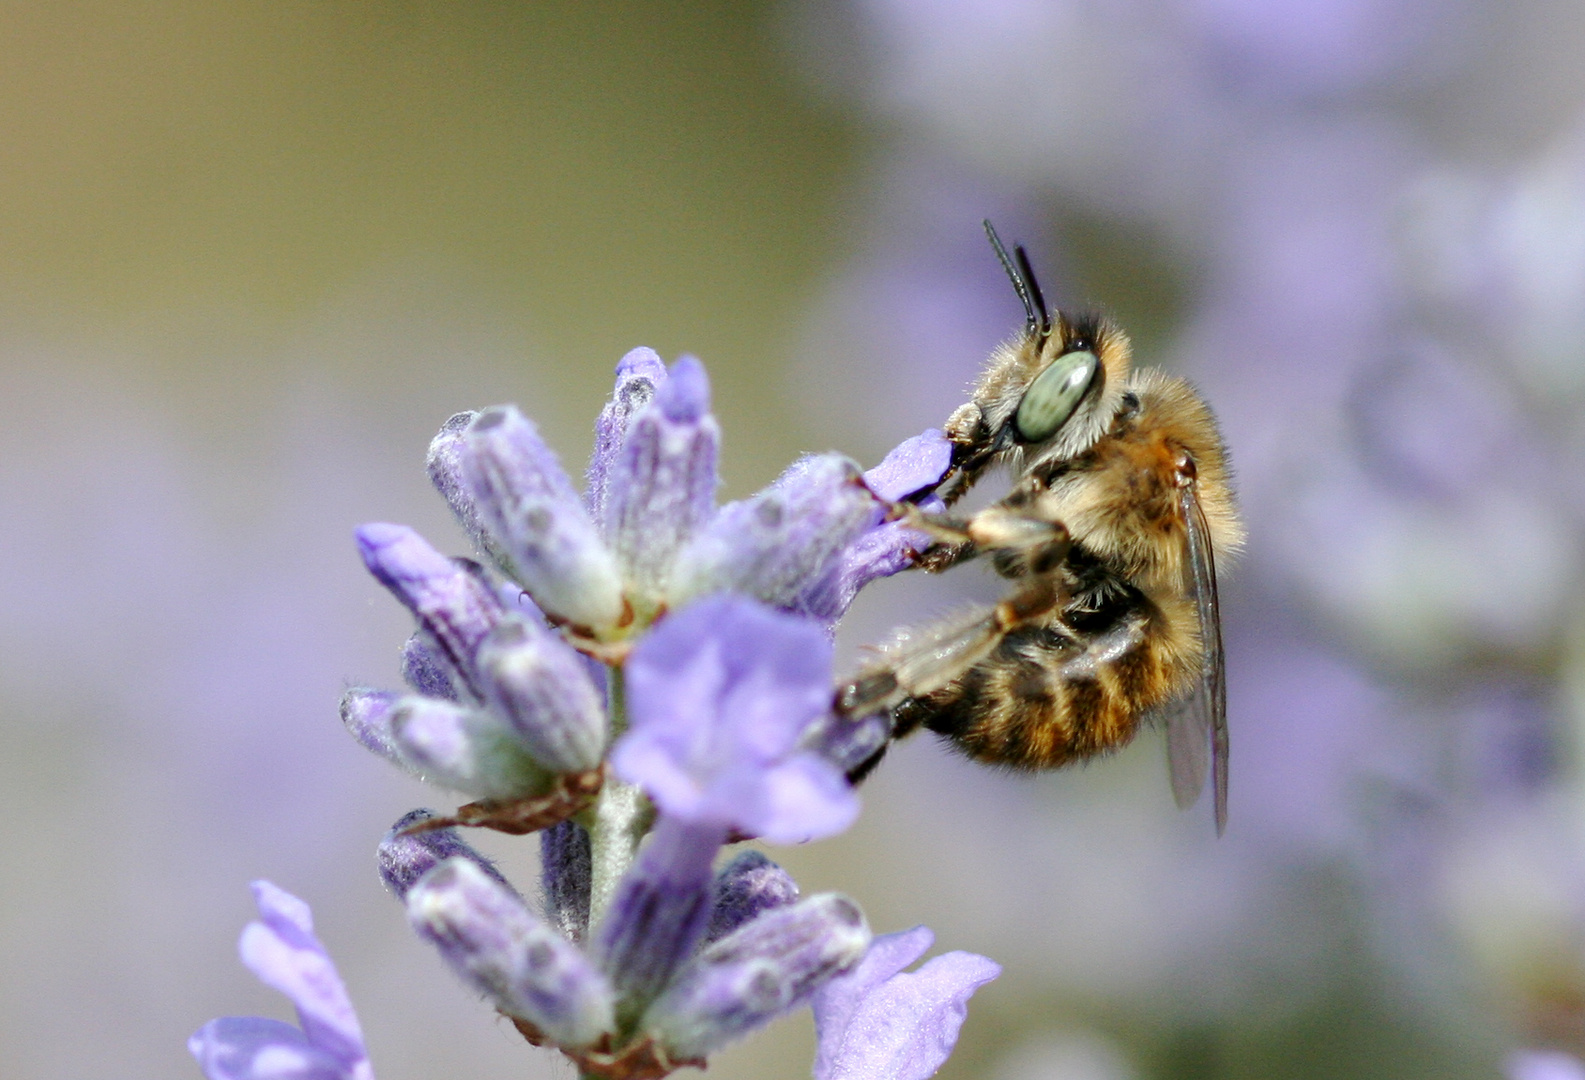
835;572;1067;719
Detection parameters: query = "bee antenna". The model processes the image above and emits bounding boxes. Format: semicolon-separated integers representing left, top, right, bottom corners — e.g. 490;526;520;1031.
983;219;1051;338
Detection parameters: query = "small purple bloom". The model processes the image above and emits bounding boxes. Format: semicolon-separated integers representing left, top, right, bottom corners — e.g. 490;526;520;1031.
459;405;626;631
338;688;405;768
189;882;374;1080
427;410;515;575
603;355;721;612
541;820;593;943
812;925;1001;1080
586;347;668;525
706;849;801;943
355;524;505;700
407;857;615;1048
590;815;727;1020
377;809;515;899
643;893;872;1060
399;632;459;701
473;618;607;773
668;453;881;612
613;594;858;844
388;695;551;798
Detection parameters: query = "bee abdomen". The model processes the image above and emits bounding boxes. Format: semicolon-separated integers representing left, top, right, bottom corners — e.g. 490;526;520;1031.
918;610;1178;769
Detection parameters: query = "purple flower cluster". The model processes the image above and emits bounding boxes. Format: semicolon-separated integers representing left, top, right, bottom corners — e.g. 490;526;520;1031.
193;349;995;1080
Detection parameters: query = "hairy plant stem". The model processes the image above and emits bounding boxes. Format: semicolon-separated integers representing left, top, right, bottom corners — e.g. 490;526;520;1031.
584;667;655;930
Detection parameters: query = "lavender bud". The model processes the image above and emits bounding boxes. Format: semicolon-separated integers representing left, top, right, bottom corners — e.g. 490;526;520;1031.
356;523;506;699
642;893;871;1060
587;347;668;526
461;406;625;631
800;711;892;778
668;454;878;610
390;696;553;799
475;620;607;773
408;857;615;1048
603;356;720;613
400;631;459;701
378;809;515;899
592;817;725;1022
339;687;408;768
428;411;517;575
706;851;800;944
541;820;593;943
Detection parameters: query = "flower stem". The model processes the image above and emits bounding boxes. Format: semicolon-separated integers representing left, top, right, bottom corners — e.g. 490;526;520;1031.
585;666;654;929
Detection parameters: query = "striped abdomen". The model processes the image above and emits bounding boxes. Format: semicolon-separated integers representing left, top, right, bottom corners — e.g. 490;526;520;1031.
894;594;1196;768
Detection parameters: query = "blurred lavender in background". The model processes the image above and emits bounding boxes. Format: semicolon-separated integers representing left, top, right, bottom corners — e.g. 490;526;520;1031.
3;2;1585;1079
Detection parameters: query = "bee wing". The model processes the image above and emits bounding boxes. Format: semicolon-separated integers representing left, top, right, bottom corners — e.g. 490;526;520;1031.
1164;476;1228;835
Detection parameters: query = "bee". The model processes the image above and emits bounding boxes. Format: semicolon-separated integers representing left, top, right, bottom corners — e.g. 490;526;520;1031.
838;223;1243;832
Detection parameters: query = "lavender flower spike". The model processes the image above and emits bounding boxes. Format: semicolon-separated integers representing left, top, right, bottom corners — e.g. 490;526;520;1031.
642;893;872;1060
612;594;858;844
407;856;616;1048
189;882;374;1080
461;405;625;632
811;926;1001;1080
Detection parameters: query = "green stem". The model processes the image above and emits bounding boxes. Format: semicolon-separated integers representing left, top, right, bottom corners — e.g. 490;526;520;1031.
584;666;655;929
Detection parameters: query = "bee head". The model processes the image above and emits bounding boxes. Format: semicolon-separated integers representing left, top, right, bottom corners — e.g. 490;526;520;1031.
981;222;1132;461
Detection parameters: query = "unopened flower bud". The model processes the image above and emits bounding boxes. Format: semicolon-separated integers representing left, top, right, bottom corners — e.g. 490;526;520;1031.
668;454;879;611
475;619;606;773
355;523;505;699
461;406;625;631
377;810;515;900
428;411;517;575
541;820;593;943
339;687;408;768
408;857;615;1048
587;348;667;526
400;631;459;701
706;850;800;944
643;893;871;1060
603;356;719;613
391;696;552;799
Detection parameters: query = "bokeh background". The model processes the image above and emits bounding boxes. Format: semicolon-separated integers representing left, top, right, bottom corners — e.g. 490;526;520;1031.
3;3;1585;1079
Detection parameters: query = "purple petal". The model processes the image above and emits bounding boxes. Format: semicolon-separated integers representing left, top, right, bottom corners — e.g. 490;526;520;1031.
587;348;668;526
377;810;516;900
706;850;800;944
812;928;1001;1080
861;429;952;502
474;619;607;773
355;524;505;700
668;454;881;612
237;882;372;1080
460;405;625;631
189;1017;347;1080
603;356;720;612
407;857;615;1048
591;815;725;1019
642;893;871;1060
613;596;857;841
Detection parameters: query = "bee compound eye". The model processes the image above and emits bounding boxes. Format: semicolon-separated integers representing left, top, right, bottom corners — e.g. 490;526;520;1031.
1014;349;1098;443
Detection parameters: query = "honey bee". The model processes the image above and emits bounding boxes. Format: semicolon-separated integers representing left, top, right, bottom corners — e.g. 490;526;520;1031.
838;223;1243;832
